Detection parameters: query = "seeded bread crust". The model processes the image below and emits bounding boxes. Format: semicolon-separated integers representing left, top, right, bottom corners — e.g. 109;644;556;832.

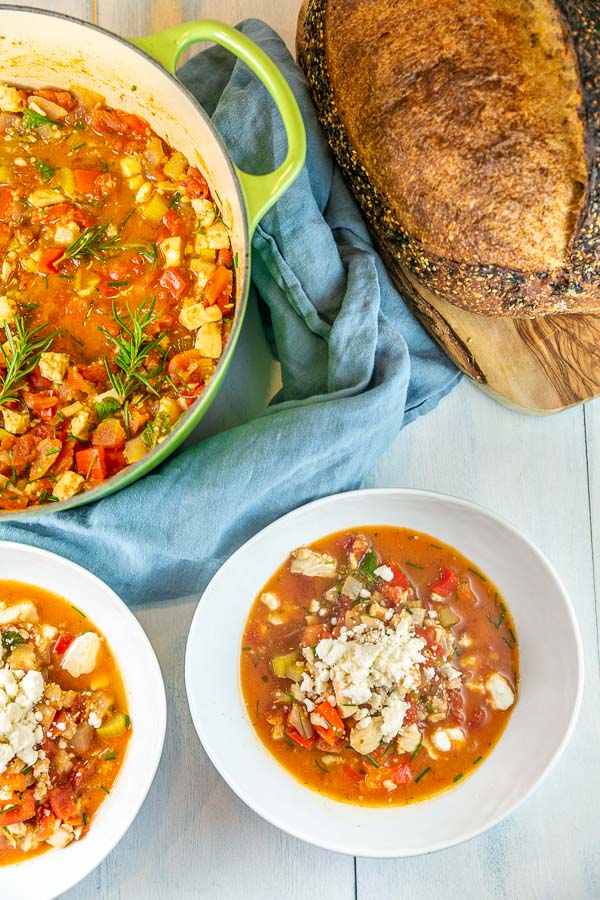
300;0;600;317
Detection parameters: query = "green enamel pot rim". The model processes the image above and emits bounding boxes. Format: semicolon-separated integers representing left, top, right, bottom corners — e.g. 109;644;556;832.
0;7;306;520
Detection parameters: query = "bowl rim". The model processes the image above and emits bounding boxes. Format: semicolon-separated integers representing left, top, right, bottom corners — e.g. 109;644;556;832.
0;540;167;896
0;3;252;519
185;486;584;857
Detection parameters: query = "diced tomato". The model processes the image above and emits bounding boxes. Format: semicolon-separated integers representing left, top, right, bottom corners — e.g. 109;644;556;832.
203;265;232;311
0;773;27;792
67;366;94;394
76;446;106;482
161;208;184;236
167;350;205;389
417;626;444;660
389;562;410;590
457;580;477;605
0;490;28;511
36;88;75;111
91;108;149;137
0;223;10;252
29;366;52;390
73;168;101;194
429;567;459;597
104;447;127;475
54;632;74;655
81;360;109;385
468;706;487;730
52;443;74;475
341;764;364;785
38;247;63;274
41;737;58;759
159;267;188;302
447;689;465;724
312;701;346;746
391;762;412;786
183;166;209;198
129;253;146;277
217;247;233;268
48;786;78;821
35;805;57;841
23;390;56;411
0;789;35;827
300;623;331;646
69;761;96;790
92;418;126;449
98;281;120;300
123;405;147;437
37;203;73;223
0;187;13;220
285;724;313;750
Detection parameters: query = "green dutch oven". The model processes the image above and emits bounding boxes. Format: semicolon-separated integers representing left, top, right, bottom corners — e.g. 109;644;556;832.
0;7;306;517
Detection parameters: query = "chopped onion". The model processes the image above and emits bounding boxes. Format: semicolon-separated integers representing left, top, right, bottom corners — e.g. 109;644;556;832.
341;575;362;600
69;722;94;754
288;704;314;739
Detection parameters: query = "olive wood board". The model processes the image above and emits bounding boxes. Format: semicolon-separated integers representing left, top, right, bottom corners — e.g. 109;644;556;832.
296;1;600;415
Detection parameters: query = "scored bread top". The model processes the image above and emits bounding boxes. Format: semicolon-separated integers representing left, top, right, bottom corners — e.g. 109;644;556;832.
324;0;587;274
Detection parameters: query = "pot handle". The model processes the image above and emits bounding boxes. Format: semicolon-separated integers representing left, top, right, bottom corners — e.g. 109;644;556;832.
131;21;306;234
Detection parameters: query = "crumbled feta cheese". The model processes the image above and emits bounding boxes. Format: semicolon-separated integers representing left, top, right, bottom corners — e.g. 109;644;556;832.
179;301;222;331
39;351;69;383
53;471;85;502
260;592;279;611
374;565;394;582
359;589;371;599
88;712;102;729
0;665;44;773
290;548;337;578
432;729;452;752
0;295;16;326
61;632;100;678
2;406;29;435
485;673;515;710
196;220;230;250
191;198;217;228
54;221;80;247
0;601;38;626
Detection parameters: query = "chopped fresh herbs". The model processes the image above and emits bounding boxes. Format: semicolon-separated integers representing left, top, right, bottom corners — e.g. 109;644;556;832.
100;785;110;795
410;741;422;761
467;567;487;582
405;561;424;569
364;754;380;768
71;605;87;618
169;192;182;211
0;317;57;409
415;766;431;783
99;298;166;404
56;223;119;265
473;756;483;765
315;758;328;773
104;751;118;761
82;810;88;826
429;543;443;550
34;159;55;182
125;714;131;729
44;447;61;457
1;630;26;654
453;773;463;783
22;108;59;130
95;395;121;421
358;549;378;582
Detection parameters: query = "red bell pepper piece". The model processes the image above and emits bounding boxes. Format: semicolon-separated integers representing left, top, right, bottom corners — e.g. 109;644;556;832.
54;632;74;655
285;724;313;750
389;562;410;590
76;446;106;482
312;701;346;746
429;567;459;596
159;267;188;302
38;247;64;274
0;789;35;827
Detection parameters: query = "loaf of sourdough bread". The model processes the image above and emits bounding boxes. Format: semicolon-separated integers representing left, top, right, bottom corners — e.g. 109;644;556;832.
299;0;600;317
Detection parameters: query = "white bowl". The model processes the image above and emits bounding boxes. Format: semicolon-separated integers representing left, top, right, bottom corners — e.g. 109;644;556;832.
0;542;166;898
185;488;583;857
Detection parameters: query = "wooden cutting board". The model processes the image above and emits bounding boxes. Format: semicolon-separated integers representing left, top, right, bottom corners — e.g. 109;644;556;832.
296;1;600;415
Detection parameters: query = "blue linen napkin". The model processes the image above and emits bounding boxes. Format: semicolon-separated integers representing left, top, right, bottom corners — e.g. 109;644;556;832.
0;20;460;603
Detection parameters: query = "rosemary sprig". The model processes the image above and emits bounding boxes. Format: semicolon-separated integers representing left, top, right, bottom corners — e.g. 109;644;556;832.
56;223;119;265
0;317;56;408
122;241;158;268
98;299;165;403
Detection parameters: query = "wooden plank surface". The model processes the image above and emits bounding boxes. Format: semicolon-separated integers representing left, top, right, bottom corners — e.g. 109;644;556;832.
0;1;598;898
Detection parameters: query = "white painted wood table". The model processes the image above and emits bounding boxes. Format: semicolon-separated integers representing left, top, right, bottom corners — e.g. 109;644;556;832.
3;1;598;897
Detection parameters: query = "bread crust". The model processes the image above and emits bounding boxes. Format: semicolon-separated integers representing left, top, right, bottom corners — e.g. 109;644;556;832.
301;0;600;317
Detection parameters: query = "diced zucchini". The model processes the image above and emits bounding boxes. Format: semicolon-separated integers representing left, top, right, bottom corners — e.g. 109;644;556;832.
56;167;76;198
286;661;305;683
438;607;460;628
96;711;128;739
142;192;169;221
124;435;149;464
271;652;298;679
163;151;187;180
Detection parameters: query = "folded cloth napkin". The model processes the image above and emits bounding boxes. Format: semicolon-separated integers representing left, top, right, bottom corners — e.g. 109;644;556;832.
0;20;460;603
